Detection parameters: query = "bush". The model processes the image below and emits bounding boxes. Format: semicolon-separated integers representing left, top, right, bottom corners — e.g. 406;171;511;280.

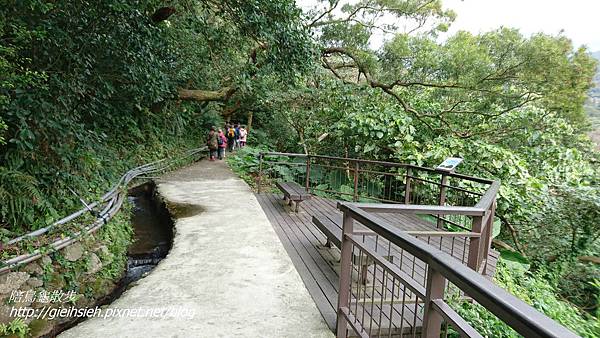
226;145;271;188
451;259;600;337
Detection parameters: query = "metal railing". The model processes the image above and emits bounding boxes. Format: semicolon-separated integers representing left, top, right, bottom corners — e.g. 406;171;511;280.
257;152;499;272
336;202;578;338
0;147;207;274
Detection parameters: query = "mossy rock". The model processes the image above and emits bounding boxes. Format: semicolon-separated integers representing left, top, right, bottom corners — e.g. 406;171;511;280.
80;234;96;250
46;273;66;290
91;278;115;298
28;318;51;337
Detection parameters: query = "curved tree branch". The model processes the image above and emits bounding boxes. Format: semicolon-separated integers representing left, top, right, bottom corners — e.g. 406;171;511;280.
497;213;526;255
306;0;340;28
321;46;548;139
177;87;236;102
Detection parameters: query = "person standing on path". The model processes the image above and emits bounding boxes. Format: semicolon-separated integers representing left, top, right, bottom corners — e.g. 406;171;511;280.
239;126;247;147
234;123;241;149
226;124;236;152
217;128;227;160
206;126;218;161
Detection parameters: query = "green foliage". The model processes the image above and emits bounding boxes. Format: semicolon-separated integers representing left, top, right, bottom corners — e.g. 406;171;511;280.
557;262;600;315
226;146;269;188
499;250;530;274
96;210;133;280
0;0;314;233
0;119;5;145
1;0;598;332
528;186;600;259
451;260;600;337
308;0;456;41
258;25;600;313
0;167;47;228
584;50;600;139
243;1;600;325
0;318;30;338
0;1;162;230
277;85;600;310
378;28;598;134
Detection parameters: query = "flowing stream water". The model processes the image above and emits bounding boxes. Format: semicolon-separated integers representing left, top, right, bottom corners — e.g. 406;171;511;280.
124;181;173;283
49;181;174;337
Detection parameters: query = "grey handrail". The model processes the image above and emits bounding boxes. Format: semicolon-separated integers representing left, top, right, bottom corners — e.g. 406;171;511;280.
1;147;207;273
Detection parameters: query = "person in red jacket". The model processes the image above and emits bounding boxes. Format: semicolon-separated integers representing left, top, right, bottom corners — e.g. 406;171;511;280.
217;129;227;160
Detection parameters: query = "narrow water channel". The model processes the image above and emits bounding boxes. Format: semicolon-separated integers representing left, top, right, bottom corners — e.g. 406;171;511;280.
49;181;173;337
124;181;174;283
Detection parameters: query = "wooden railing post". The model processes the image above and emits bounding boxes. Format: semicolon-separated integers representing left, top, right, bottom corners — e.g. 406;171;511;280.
305;155;311;193
422;266;446;338
481;201;496;274
404;167;412;204
257;153;264;193
467;215;483;270
437;173;448;228
353;161;359;202
337;211;354;338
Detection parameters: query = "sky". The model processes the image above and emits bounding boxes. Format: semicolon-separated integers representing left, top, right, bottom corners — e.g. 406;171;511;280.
442;0;600;51
297;0;600;52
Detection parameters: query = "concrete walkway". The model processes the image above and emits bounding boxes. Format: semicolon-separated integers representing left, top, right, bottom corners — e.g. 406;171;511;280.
61;159;333;338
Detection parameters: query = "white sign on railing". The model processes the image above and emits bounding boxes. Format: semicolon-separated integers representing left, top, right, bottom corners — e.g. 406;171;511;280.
436;157;463;172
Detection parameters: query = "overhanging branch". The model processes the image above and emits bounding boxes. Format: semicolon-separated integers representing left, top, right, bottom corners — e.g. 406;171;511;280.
177;87;236;102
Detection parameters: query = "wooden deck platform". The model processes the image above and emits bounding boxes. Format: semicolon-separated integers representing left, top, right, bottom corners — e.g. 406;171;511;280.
256;193;499;333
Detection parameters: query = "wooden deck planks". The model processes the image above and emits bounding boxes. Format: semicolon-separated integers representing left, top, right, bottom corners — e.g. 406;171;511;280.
257;194;338;330
256;193;499;335
258;195;420;333
306;196;497;278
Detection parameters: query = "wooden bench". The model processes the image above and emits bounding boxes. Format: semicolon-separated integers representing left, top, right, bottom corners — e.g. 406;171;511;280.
312;215;394;284
312;216;342;249
275;181;311;212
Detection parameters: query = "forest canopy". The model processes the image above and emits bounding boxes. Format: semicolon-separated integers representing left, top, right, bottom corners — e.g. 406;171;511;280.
1;0;599;335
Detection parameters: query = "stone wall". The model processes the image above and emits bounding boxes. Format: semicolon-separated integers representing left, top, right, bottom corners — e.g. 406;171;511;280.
0;216;131;337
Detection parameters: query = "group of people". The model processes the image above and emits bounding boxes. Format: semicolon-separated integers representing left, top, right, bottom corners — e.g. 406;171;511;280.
206;123;248;161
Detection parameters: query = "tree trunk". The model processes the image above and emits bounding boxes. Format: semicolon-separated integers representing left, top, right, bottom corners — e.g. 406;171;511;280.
492;239;517;252
578;256;600;264
298;129;308;155
246;111;253;132
178;87;234;102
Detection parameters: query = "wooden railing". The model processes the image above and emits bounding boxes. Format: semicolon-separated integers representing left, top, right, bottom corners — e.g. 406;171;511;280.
257;153;577;337
257;152;498;272
336;203;578;338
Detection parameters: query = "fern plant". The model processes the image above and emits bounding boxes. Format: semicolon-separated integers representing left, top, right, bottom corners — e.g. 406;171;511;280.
0;166;45;232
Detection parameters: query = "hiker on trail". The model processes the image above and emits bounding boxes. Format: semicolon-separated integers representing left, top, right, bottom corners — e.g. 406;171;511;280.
217;128;227;160
206;126;218;161
234;123;241;149
226;124;236;152
239;126;248;148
